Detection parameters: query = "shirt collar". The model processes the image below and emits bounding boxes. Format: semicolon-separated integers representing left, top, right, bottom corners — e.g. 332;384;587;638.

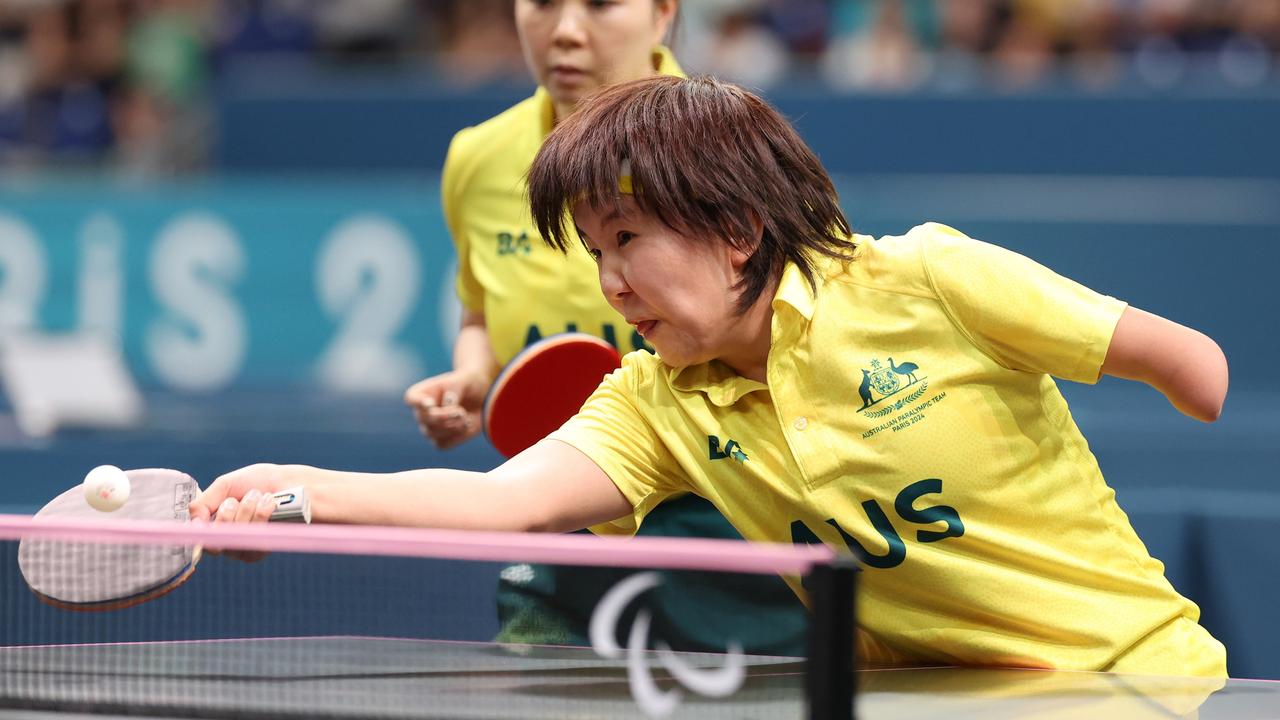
668;361;767;407
665;258;821;405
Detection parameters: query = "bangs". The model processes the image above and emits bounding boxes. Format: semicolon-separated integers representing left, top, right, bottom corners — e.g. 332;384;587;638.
527;75;854;312
528;76;747;252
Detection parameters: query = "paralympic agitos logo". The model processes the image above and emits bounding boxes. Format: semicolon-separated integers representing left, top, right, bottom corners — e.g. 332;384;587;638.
589;572;746;718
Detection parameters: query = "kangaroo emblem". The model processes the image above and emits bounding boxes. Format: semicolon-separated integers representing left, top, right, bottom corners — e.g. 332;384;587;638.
858;369;874;409
888;357;919;384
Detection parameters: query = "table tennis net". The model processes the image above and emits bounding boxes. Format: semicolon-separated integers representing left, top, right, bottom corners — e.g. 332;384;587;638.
0;517;852;719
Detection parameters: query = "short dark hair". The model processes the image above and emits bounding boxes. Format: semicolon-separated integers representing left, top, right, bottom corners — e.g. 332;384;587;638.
527;75;856;313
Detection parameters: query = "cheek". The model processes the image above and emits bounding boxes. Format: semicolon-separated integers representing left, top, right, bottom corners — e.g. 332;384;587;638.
515;13;549;59
595;18;657;74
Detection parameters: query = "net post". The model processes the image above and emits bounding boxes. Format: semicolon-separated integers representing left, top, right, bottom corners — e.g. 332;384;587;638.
804;554;857;720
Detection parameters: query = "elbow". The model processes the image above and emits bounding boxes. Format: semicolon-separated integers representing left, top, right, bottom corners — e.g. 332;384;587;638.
506;490;564;534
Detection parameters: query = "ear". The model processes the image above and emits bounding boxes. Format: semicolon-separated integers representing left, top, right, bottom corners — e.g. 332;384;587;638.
653;0;678;46
729;209;764;271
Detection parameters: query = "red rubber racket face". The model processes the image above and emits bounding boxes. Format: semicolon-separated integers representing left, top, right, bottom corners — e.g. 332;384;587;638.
17;469;203;612
483;333;622;458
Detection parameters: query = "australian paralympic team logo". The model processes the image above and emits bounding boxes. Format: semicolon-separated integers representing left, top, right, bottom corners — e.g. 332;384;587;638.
857;357;928;418
857;355;948;439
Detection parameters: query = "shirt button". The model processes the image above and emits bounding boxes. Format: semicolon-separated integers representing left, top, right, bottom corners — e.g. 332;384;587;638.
794;417;808;430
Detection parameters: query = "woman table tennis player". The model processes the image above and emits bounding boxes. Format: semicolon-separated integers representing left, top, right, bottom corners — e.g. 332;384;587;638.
200;75;1228;677
398;0;805;653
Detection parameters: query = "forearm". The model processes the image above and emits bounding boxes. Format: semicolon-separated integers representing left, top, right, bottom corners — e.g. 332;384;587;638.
1146;331;1228;422
278;465;546;531
1102;307;1229;422
453;310;500;384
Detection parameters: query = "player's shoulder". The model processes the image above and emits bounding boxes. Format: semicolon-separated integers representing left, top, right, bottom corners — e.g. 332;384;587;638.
878;222;977;256
828;223;950;295
447;93;544;172
842;222;998;293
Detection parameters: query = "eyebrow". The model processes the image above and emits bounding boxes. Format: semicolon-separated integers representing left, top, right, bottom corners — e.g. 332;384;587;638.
574;206;631;244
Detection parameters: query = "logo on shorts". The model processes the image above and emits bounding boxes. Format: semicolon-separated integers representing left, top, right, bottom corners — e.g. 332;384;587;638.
856;356;927;416
591;572;746;716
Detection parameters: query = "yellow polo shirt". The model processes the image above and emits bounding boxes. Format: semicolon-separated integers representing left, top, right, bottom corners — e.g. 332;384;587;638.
441;47;682;364
551;222;1225;675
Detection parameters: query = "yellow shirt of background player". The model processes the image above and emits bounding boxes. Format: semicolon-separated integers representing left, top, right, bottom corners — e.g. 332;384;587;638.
442;47;682;365
552;222;1223;675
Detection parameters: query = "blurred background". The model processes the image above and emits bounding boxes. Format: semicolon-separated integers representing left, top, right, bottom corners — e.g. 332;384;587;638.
0;0;1276;678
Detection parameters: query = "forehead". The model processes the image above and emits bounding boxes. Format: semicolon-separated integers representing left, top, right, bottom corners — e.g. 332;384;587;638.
572;196;643;228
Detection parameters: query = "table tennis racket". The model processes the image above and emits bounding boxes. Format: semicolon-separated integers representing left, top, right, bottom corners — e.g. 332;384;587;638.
483;333;622;458
16;468;310;611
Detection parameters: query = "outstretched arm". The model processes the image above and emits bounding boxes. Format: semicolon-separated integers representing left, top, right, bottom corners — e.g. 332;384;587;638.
192;439;632;533
1101;306;1228;422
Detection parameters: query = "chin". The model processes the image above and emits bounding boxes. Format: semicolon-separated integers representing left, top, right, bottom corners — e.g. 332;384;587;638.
650;344;708;370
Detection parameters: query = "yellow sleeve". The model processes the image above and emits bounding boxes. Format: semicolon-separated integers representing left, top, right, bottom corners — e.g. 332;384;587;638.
548;354;686;536
919;223;1127;384
441;129;485;312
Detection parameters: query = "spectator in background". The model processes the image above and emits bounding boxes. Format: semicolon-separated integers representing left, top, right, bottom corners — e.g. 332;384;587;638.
824;0;930;90
311;0;413;61
114;0;212;175
700;3;790;89
425;0;527;87
2;0;1279;172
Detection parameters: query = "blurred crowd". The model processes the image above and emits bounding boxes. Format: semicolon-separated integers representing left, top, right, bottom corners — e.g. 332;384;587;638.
0;0;1277;173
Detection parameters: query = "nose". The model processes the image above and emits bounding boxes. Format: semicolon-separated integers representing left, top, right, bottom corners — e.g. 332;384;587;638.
597;257;630;306
551;2;587;49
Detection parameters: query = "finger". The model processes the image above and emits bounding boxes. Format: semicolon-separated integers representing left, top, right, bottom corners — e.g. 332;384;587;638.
189;501;212;522
192;477;234;519
441;390;459;407
234;489;262;523
412;406;433;434
253;490;278;522
213;497;238;524
403;381;423;407
426;406;470;424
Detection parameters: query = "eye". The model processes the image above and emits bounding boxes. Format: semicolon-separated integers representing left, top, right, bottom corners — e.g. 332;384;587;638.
587;247;602;262
588;0;614;8
617;231;635;246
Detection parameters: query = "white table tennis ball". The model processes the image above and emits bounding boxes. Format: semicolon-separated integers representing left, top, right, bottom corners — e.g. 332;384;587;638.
83;465;131;512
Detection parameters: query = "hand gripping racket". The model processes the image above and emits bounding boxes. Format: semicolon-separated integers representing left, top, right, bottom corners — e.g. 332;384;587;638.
17;468;310;611
482;333;622;458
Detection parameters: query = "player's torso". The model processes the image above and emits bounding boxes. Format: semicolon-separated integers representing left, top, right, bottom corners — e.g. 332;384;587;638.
649;266;1189;669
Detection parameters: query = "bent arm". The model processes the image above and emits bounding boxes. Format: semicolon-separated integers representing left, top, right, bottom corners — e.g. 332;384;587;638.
1101;306;1228;422
204;439;632;533
453;307;501;387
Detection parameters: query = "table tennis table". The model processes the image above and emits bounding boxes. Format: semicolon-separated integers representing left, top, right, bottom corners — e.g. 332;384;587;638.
1;636;1276;719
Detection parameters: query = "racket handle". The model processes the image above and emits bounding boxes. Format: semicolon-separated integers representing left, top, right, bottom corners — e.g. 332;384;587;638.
268;487;311;524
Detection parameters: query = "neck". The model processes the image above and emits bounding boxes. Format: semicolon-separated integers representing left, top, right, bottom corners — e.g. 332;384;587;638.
552;102;574;126
719;287;776;384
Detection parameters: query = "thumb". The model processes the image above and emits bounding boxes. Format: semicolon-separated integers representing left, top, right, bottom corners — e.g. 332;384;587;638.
405;375;448;409
190;473;236;520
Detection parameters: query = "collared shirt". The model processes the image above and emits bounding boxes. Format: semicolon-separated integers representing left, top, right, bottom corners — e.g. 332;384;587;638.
443;47;682;364
552;222;1215;672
